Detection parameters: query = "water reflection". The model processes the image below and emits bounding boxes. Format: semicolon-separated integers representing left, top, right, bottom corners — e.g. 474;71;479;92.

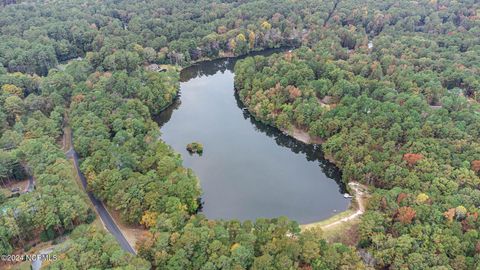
234;92;346;192
156;96;181;127
159;50;347;193
179;47;289;82
157;49;348;223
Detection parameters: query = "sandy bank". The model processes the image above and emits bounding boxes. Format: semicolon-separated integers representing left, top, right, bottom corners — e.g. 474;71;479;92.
282;127;324;144
300;182;368;231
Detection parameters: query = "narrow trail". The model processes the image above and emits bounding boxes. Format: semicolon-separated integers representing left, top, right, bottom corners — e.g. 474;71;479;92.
322;182;366;229
301;182;368;231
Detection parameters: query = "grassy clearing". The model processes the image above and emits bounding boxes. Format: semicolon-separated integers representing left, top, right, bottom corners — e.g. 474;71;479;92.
159;64;179;72
300;210;360;244
322;218;361;243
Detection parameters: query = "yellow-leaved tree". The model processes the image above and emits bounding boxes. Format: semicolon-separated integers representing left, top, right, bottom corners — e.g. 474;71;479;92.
141;210;159;228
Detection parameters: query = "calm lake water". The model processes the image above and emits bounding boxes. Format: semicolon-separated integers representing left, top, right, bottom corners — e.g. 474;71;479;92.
157;50;349;223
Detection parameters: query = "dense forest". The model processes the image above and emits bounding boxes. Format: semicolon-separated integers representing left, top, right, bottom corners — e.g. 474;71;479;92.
0;0;479;269
234;0;480;269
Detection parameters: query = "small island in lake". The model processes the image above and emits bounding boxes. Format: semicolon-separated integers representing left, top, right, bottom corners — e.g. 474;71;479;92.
186;142;204;155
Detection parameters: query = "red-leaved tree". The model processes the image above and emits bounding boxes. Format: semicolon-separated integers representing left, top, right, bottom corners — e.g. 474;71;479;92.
403;153;424;166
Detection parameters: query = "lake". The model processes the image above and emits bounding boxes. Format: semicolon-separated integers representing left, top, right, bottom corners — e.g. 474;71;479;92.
157;50;349;224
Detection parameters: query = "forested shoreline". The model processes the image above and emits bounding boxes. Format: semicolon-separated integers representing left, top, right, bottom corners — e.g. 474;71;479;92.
234;1;480;268
1;0;479;269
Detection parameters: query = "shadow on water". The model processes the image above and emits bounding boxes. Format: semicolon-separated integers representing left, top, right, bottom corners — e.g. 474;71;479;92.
155;95;181;127
156;47;291;127
234;91;348;194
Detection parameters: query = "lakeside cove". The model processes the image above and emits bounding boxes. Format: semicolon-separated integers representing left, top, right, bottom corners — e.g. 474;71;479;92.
156;49;352;224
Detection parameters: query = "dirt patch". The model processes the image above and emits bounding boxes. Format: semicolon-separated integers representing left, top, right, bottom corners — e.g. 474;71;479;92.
0;232;50;269
282;127;324;144
1;179;29;194
300;182;368;231
218;51;235;58
107;207;147;251
316;97;330;108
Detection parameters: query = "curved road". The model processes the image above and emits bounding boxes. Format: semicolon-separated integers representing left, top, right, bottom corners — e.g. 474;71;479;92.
65;135;136;254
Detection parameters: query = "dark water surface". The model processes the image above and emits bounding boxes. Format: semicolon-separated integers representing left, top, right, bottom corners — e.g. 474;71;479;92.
157;50;349;223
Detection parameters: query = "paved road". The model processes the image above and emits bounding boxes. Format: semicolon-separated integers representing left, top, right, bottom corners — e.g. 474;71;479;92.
65;145;136;254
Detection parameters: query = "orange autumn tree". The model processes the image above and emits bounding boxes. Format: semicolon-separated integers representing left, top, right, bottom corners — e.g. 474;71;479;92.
403;153;424;166
397;193;408;204
444;208;456;222
72;94;85;103
471;160;480;173
287;85;302;100
396;206;416;224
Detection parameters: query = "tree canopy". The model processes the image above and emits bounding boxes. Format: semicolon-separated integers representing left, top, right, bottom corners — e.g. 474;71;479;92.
1;0;480;269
